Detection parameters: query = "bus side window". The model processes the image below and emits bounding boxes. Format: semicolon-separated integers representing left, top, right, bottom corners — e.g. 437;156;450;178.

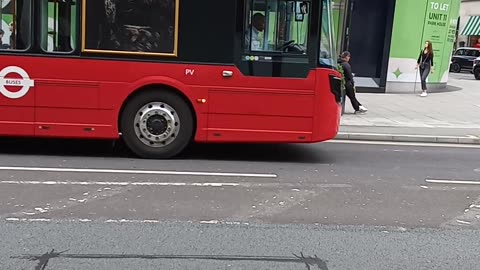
244;0;310;55
40;0;77;53
82;1;177;55
0;0;32;51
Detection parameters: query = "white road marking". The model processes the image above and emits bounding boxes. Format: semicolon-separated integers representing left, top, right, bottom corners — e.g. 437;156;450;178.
0;180;351;189
456;219;471;225
0;180;240;187
5;218;51;222
0;166;277;178
330;139;480;149
200;220;247;225
105;219;157;223
200;220;219;224
4;217;250;225
426;179;480;185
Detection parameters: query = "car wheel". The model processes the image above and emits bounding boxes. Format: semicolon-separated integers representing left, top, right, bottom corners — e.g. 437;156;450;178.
450;62;461;73
475;68;480;80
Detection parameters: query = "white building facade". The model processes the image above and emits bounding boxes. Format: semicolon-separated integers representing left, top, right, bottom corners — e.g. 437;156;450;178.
458;0;480;47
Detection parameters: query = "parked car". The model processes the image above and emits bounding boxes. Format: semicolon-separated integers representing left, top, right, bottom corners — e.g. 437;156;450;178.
450;47;480;73
474;57;480;80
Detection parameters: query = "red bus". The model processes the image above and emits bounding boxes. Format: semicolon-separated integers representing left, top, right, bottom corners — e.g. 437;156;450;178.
0;0;342;159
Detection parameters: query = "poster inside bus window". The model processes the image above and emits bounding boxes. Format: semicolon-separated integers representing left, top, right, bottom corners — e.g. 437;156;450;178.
296;1;309;14
82;0;178;55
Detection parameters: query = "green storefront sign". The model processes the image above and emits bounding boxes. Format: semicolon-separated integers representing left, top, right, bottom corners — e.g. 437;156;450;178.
387;0;460;90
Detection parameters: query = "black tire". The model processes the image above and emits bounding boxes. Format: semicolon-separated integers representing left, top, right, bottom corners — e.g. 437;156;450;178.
450;62;461;73
475;68;480;80
120;90;194;159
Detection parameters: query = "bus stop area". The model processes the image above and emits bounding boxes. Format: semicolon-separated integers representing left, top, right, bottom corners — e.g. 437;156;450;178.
337;73;480;145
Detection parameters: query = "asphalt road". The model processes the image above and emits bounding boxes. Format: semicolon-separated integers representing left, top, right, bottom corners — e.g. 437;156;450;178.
0;138;480;269
448;70;477;81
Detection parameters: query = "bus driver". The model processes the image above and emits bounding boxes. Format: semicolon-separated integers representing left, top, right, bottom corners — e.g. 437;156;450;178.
245;13;265;51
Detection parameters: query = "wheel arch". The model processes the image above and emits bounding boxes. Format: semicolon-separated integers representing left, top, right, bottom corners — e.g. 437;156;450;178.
117;81;198;139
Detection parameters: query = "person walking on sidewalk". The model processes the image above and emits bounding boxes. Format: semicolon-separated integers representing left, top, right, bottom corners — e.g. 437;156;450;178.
339;51;368;114
415;41;434;97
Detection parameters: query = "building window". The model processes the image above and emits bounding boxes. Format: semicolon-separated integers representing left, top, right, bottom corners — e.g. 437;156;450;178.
244;0;310;54
40;0;78;53
0;0;32;51
82;0;178;56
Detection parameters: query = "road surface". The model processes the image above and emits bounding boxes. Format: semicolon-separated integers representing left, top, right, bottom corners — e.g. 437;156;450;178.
0;138;479;269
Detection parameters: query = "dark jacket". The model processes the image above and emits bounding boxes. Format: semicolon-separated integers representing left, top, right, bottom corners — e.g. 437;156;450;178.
338;58;354;85
417;50;434;66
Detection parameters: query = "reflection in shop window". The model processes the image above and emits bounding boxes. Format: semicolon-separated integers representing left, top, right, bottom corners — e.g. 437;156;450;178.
245;0;309;54
0;0;32;50
82;0;178;55
40;0;77;53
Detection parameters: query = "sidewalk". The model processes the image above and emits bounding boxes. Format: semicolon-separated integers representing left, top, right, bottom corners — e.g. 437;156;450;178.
337;73;480;144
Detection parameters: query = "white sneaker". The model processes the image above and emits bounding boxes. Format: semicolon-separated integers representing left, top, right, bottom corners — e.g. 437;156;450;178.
420;91;427;97
359;105;368;112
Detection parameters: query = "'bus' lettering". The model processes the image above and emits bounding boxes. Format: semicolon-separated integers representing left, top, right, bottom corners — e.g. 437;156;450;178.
6;79;21;85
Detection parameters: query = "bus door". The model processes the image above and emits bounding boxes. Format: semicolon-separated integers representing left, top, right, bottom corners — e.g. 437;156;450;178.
207;0;320;141
0;0;35;136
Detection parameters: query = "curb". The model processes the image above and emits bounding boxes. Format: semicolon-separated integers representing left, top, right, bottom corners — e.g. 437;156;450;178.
335;132;480;145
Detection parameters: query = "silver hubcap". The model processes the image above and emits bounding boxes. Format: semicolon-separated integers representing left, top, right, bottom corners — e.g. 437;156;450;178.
134;102;180;147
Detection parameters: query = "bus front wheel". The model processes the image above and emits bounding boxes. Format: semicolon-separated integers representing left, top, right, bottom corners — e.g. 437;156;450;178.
120;90;194;159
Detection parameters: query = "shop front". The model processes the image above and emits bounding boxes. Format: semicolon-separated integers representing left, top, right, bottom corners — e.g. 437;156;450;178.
333;0;461;93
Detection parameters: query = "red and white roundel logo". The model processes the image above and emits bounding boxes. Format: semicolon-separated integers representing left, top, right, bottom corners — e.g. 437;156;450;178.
0;66;35;99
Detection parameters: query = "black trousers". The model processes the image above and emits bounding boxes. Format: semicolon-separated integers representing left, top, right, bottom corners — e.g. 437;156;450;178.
419;64;431;90
345;82;361;111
